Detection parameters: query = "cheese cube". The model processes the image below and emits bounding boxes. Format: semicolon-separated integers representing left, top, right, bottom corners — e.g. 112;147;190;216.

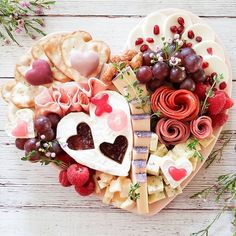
164;185;183;198
146;154;160;176
98;179;109;189
147;176;164;194
162;173;170;185
189;156;198;171
199;135;216;148
109;178;122;193
103;187;114;204
154;143;168;156
148;191;166;204
120;198;136;210
172;142;195;159
149;133;159;152
112;192;126;208
99;172;114;184
120;178;132;198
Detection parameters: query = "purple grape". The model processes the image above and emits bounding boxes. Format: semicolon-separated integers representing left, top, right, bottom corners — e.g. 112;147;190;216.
50;140;62;154
142;51;154;66
191;69;206;83
34;116;51;133
28;151;41;162
40;129;55;141
180;77;196;91
24;138;39;153
47;113;60;128
170;67;186;83
183;54;201;73
152;62;170;81
180;47;195;58
146;79;164;92
136;66;153;83
15;138;28;150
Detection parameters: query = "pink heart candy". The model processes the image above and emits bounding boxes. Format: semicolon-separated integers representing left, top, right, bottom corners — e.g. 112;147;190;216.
70;50;99;77
168;166;187;181
11;120;28;137
25;59;53;86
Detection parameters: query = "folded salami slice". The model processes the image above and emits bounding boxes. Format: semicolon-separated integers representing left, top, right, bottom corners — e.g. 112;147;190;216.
190;116;213;140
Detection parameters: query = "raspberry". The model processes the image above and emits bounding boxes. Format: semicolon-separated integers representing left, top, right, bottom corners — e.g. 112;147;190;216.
195;83;209;100
59;169;72;187
75;177;95;196
207;91;226;115
222;92;234;110
67;164;90;187
211;113;229;128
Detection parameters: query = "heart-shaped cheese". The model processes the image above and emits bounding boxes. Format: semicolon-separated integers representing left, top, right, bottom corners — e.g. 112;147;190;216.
56;91;133;176
160;156;193;188
25;59;53;86
70;50;99;77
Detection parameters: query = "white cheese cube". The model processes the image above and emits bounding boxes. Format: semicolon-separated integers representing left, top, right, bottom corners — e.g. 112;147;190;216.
164;185;183;198
172;142;195;159
199;135;216;148
109;178;122;193
147;176;164;194
98;179;108;189
120;198;136;210
103;187;114;204
148;191;166;204
149;133;158;152
146;154;161;176
189;156;198;171
154;143;168;156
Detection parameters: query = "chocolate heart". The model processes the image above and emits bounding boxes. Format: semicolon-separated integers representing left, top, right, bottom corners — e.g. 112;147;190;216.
25;59;53;86
99;136;128;164
67;122;94;150
70;50;99;77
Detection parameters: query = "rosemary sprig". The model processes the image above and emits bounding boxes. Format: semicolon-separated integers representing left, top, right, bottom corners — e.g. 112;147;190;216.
0;0;55;45
205;134;232;168
128;183;141;201
200;74;224;115
187;138;204;161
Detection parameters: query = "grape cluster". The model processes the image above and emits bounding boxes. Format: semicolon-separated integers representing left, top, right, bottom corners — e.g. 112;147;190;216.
136;43;206;92
15;113;62;162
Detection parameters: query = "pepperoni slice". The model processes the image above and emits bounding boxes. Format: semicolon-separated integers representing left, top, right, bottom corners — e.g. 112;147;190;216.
190;116;213;140
151;86;200;122
155;118;190;146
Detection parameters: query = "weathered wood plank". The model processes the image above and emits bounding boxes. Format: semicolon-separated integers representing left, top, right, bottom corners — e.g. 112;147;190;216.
0;208;233;236
0;17;235;78
45;0;236;17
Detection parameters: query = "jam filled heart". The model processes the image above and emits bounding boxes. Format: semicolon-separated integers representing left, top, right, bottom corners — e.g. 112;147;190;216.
67;122;95;150
168;166;187;181
99;135;128;164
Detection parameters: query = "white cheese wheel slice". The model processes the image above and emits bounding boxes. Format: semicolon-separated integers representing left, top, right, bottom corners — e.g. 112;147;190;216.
193;40;225;61
142;12;167;51
163;12;192;39
202;55;229;84
182;23;215;46
127;24;144;51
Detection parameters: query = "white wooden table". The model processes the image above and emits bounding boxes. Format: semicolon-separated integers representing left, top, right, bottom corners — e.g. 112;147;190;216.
0;1;235;235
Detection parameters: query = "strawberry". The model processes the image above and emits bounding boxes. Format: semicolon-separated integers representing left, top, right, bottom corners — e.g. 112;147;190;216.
59;169;72;187
75;177;95;196
211;112;229;128
207;91;226;115
195;82;209;100
67;164;90;187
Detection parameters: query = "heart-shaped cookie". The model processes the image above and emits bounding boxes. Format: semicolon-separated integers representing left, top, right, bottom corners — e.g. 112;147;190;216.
56;91;133;176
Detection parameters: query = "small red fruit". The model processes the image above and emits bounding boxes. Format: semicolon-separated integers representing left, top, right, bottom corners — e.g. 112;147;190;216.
196;36;202;42
219;81;227;90
202;61;209;69
186;42;193;48
59;169;72;187
187;30;195;39
211;112;229;128
207;92;226;115
207;47;213;55
178;17;185;26
170;25;178;33
67;164;90;187
195;82;209;100
75;177;95;196
146;37;154;43
135;37;143;46
140;44;149;52
211;72;217;79
153;25;160;35
177;25;185;34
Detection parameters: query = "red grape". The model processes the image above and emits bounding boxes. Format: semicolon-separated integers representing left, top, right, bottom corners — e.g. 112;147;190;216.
41;129;55;141
146;79;163;92
34;116;51;133
24;138;39;153
47;113;60;128
180;78;196;91
28;151;41;162
174;51;184;62
183;54;201;73
142;51;154;66
191;69;206;83
180;47;195;58
50;140;62;154
136;66;153;83
15;138;28;150
170;67;186;83
152;62;170;81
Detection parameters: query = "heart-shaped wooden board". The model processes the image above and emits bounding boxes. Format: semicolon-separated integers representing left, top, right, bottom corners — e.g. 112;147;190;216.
121;8;232;216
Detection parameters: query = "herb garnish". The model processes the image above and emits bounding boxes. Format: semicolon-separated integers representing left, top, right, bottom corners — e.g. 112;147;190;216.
128;183;141;201
200;74;224;115
187;138;204;161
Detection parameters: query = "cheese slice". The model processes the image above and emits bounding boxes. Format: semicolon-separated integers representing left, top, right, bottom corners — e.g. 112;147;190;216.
129;99;151;114
148;191;166;204
134;131;152;147
133;147;149;160
131;114;150;131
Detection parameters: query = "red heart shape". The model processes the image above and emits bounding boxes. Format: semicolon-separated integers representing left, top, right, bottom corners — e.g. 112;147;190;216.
25;59;53;86
11;120;28;137
168;166;187;181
